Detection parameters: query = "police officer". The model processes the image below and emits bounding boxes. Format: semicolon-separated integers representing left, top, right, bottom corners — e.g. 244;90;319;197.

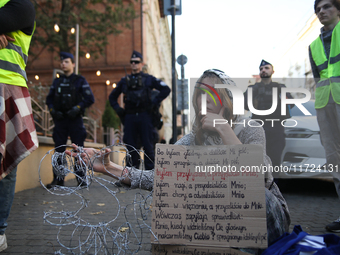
46;52;95;188
109;50;170;170
244;60;293;174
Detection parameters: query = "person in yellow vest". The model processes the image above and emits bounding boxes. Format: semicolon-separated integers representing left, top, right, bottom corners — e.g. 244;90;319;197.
309;0;340;232
0;0;38;251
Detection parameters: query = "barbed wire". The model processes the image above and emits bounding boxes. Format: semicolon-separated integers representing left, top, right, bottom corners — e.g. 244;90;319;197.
39;143;159;254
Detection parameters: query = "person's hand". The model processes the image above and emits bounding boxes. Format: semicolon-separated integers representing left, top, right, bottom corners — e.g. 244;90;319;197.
66;105;81;119
200;106;228;132
50;108;64;120
200;107;241;145
0;34;14;49
115;107;125;123
66;144;111;174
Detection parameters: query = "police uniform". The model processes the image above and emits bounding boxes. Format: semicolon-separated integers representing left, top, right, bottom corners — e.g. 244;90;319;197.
109;51;170;170
46;52;95;186
244;60;293;169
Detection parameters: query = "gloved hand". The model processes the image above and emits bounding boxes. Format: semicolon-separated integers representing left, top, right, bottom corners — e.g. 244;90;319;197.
115;107;126;123
50;108;64;120
66;105;81;119
149;104;163;129
151;103;158;113
148;103;159;116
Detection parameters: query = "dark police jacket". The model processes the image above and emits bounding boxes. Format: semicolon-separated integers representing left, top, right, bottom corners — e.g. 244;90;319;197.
109;72;170;113
244;81;294;121
46;73;95;115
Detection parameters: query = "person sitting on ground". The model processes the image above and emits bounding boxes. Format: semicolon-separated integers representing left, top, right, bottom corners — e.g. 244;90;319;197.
67;69;290;249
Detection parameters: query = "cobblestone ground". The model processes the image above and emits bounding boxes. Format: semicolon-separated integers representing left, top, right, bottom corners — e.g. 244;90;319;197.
2;177;340;254
280;178;340;235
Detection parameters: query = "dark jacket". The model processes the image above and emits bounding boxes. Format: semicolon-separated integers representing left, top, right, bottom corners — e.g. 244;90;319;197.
109;72;170;113
244;81;294;121
46;73;95;114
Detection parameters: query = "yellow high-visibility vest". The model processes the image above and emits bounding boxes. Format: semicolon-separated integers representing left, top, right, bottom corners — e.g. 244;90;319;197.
0;0;34;87
310;21;340;109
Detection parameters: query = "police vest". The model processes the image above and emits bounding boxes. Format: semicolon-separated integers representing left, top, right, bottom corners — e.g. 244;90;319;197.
53;75;81;113
251;82;290;121
0;0;34;87
310;21;340;109
123;74;151;111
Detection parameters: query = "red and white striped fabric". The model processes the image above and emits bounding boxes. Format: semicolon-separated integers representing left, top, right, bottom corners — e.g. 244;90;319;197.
0;83;38;180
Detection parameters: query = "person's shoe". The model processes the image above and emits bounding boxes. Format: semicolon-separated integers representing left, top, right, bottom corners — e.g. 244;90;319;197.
77;178;87;187
326;217;340;232
46;179;64;189
114;181;122;187
0;234;7;252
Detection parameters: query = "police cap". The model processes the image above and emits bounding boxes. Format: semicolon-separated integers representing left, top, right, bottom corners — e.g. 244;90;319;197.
60;52;74;61
131;50;143;60
259;59;273;69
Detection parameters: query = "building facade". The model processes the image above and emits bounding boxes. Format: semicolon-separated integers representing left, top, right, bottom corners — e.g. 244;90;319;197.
26;0;173;143
275;14;323;99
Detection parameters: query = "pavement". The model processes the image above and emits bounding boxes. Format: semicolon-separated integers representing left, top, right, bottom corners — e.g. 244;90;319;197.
2;177;340;254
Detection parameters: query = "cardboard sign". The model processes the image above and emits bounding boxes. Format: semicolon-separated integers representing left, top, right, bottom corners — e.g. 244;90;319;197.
152;245;252;255
151;144;267;250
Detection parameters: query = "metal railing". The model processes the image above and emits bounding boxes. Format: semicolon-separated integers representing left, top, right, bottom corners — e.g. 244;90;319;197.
31;98;98;142
83;116;97;143
102;127;122;145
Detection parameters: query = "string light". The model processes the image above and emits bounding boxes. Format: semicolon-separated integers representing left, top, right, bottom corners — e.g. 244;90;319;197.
96;70;101;76
106;80;110;85
86;53;90;59
35;75;39;80
54;24;60;32
112;83;116;88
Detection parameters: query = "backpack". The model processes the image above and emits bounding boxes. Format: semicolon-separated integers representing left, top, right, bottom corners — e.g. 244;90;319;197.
262;225;340;255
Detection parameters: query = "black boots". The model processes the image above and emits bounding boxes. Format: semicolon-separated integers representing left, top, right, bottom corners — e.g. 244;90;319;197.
46;173;64;189
46;178;64;189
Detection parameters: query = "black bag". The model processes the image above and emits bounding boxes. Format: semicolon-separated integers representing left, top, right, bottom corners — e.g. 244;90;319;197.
150;90;163;130
152;109;163;130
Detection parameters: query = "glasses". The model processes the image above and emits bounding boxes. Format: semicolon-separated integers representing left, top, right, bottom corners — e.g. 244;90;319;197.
130;60;141;64
201;69;236;100
204;69;230;80
204;69;236;85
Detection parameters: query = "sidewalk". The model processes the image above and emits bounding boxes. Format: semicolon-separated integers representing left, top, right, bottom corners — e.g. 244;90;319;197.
2;178;340;254
281;178;340;235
